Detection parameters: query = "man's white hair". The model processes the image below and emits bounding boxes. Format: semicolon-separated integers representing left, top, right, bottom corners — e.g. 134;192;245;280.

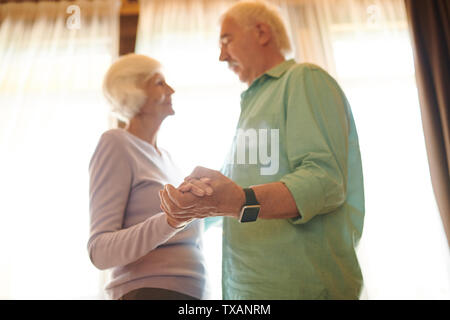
221;0;292;55
103;53;161;121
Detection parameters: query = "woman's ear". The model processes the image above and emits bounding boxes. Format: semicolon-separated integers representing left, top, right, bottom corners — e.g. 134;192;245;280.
255;22;272;46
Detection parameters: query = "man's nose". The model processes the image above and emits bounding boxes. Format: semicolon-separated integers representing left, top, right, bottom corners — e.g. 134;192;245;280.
219;46;229;62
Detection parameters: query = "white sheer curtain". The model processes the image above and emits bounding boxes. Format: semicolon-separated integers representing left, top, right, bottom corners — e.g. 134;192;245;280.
0;0;120;299
276;0;338;76
136;0;449;300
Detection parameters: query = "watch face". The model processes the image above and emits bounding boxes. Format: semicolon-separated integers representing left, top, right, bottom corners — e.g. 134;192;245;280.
240;206;260;223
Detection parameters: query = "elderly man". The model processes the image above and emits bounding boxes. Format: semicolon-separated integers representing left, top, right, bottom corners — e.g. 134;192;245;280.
160;0;365;300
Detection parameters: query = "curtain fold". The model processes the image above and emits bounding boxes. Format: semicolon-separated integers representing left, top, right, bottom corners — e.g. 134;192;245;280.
0;0;120;299
404;0;450;247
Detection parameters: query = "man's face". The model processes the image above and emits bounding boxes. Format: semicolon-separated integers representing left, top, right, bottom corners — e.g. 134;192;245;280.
219;16;259;84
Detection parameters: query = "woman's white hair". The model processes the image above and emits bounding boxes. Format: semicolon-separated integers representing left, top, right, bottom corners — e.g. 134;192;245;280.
103;53;162;121
221;0;292;56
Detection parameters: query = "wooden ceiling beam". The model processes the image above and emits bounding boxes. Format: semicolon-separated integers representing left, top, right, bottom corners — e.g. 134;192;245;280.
119;0;139;56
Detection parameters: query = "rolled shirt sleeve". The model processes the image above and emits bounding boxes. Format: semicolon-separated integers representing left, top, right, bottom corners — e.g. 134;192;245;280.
280;65;349;224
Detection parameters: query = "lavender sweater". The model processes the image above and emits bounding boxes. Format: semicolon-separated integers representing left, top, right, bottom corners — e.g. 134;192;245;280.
87;129;207;300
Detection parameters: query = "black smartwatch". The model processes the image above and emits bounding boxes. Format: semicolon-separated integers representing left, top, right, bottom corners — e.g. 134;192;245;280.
238;188;260;223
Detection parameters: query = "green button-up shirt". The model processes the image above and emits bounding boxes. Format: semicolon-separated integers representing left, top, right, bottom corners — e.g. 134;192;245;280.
220;59;365;299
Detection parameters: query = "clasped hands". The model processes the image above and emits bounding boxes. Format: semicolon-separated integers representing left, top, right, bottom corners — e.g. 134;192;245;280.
159;166;245;229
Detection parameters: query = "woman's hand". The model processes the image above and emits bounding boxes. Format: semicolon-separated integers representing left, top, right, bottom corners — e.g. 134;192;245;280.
160;167;246;220
159;174;218;228
159;189;194;228
160;177;213;228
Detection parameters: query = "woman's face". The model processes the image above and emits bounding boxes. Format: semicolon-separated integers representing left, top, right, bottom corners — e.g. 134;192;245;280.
139;72;175;119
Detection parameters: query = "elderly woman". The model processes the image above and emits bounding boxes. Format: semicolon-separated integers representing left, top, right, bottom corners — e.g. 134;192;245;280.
87;54;209;300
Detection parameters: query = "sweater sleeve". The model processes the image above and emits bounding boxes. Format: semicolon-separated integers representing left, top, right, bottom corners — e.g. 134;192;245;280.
87;131;183;270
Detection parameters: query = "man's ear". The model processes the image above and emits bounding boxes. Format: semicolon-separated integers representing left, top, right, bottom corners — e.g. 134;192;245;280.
255;22;272;46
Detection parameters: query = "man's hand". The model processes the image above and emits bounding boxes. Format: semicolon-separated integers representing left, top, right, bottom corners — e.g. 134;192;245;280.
160;166;245;221
178;177;214;197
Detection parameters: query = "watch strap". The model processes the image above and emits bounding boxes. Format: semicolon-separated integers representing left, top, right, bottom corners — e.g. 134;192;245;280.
243;188;259;206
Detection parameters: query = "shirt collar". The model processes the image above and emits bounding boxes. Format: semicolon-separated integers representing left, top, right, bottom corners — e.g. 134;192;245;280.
242;59;296;96
264;59;296;79
246;59;295;90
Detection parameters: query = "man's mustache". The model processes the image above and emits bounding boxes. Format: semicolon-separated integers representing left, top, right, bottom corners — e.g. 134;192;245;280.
228;61;239;69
